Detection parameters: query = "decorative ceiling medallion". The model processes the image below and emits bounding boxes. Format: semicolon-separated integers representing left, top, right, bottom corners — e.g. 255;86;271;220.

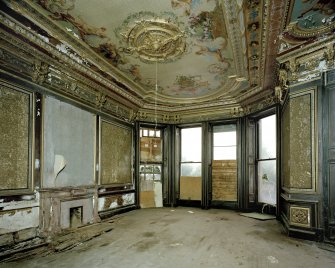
117;11;186;63
121;19;186;63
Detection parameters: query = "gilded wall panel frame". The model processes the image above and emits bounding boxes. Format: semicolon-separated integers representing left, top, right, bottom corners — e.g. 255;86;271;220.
289;206;311;228
99;118;133;187
281;97;290;189
0;81;34;195
282;87;317;194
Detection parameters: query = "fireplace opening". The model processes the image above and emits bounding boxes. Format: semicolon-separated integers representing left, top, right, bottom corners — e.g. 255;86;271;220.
70;206;83;228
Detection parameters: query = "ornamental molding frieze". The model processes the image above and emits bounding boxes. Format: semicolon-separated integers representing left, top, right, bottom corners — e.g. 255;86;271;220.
239;93;277;117
0;10;144;108
0;34;136;122
137;106;234;124
221;0;248;81
277;37;335;86
290;206;310;228
32;60;49;85
283;0;335;39
5;0;148;99
95;92;107;109
286;20;335;39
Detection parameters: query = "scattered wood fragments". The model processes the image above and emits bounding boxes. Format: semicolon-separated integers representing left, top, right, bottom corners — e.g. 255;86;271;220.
0;221;114;263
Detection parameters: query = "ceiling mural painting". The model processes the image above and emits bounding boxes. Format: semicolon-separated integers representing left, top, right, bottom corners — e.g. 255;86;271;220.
1;0;288;121
244;0;263;88
33;0;249;102
287;0;335;37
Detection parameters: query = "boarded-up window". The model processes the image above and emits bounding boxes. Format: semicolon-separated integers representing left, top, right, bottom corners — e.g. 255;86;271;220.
0;86;31;191
100;120;132;185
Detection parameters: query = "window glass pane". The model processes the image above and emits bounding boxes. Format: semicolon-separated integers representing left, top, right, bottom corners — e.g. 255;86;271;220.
140;165;146;173
259;115;276;159
213;132;236;146
181;127;202;162
146;174;154;180
213;125;236;147
213;146;236;160
156;130;161;137
143;129;148;136
153;173;161;181
181;163;201;177
258;160;276;205
149;130;155;137
152;165;161;174
140;136;162;162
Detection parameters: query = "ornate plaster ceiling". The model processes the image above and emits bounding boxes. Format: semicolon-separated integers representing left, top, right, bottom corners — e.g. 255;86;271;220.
287;0;335;37
2;0;287;118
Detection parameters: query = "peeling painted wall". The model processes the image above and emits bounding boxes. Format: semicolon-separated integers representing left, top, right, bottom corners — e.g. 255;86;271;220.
43;96;95;188
0;193;39;234
98;193;135;211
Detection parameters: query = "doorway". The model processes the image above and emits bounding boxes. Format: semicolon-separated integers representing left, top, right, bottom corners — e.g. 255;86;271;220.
211;124;238;207
256;114;277;210
179;127;202;203
139;128;163;208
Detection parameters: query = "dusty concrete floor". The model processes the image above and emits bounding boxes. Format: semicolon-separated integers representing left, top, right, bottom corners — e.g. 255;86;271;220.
1;207;335;268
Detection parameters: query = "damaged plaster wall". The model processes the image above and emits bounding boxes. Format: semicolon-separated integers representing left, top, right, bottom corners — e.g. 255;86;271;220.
43;96;95;188
0;194;39;233
98;193;135;211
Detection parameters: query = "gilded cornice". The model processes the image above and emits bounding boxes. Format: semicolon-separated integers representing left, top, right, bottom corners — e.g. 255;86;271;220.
0;23;137;122
136;105;235;124
259;0;269;88
0;5;144;107
221;0;248;81
10;0;147;99
277;36;335;85
283;0;335;39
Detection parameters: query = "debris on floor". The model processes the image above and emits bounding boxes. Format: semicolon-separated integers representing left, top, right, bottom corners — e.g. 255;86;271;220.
50;221;114;252
0;221;114;263
267;255;279;264
188;211;194;214
239;212;276;220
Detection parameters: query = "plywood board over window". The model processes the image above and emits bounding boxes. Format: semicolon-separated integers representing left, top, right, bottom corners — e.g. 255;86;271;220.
0;84;33;194
100;120;133;185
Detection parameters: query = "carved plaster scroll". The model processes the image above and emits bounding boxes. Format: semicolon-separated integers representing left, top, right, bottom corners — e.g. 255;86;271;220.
324;44;335;68
32;60;49;85
286;59;298;81
95;92;107;109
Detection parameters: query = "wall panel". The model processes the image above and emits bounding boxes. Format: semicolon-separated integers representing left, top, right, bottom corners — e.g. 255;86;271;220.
289;93;313;189
43;96;95;188
100;120;133;185
0;85;32;191
282;100;290;188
